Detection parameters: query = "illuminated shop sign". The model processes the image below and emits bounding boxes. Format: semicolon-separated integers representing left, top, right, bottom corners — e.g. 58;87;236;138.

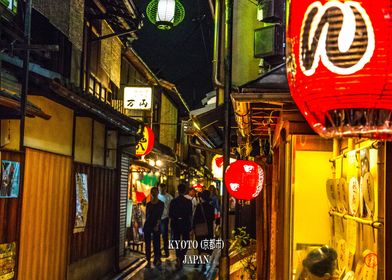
287;0;392;139
124;87;152;110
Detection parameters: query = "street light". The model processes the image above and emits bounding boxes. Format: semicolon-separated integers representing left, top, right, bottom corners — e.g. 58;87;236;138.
146;0;185;30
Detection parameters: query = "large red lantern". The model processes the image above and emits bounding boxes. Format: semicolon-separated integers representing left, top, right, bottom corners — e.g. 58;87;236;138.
224;160;264;200
287;0;392;139
136;126;154;157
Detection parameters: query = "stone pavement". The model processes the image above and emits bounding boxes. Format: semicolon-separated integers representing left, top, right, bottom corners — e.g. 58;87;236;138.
126;258;209;280
116;248;220;280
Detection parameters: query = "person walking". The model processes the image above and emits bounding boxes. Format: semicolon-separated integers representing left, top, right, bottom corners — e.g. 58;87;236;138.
184;186;198;214
169;183;193;270
143;187;164;268
158;183;173;258
192;190;215;272
208;185;221;233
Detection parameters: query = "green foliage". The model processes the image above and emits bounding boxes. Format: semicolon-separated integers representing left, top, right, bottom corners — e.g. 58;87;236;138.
231;227;257;280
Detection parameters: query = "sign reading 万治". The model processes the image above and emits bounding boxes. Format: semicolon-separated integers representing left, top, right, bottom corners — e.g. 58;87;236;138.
124;87;152;110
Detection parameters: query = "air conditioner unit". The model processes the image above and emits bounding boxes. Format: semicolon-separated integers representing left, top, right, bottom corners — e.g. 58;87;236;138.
254;24;284;58
257;0;284;23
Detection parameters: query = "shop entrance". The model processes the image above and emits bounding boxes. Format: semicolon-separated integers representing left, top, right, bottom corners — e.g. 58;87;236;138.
289;136;385;280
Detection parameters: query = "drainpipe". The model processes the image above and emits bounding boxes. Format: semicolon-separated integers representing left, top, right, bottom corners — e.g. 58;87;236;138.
20;0;32;150
85;24;92;95
16;1;32;279
213;0;224;89
219;0;233;278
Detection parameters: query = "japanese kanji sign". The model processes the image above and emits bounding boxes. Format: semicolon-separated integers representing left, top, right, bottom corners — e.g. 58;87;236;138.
124;87;152;110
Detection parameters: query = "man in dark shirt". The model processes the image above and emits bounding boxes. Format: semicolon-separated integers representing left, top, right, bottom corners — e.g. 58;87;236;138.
143;187;164;267
169;183;193;269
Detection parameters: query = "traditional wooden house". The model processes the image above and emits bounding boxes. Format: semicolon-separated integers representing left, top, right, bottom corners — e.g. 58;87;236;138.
0;0;192;279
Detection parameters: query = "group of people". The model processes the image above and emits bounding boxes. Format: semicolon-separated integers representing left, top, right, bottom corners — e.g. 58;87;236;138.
143;182;220;270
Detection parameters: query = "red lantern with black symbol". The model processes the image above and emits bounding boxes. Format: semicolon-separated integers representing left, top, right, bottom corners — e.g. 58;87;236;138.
224;160;264;200
287;0;392;139
136;126;155;157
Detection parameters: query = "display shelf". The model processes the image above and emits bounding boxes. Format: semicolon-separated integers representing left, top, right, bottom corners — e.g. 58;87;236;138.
329;140;381;162
329;210;383;229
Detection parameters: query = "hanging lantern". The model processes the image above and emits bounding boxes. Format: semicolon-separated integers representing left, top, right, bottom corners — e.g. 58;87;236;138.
211;154;236;180
287;0;392;140
192;184;203;192
136;126;155;157
146;0;185;30
224;160;264;200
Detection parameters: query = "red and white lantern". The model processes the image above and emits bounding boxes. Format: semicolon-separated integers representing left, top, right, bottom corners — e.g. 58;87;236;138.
287;0;392;139
211;154;236;180
224;160;264;200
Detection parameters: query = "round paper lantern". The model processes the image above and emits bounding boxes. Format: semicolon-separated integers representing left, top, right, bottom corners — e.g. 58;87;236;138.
224;160;264;200
287;0;392;139
211;154;236;180
136;126;155;157
193;184;203;192
146;0;185;30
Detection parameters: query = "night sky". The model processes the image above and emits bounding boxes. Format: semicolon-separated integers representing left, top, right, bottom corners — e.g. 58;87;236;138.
132;0;215;110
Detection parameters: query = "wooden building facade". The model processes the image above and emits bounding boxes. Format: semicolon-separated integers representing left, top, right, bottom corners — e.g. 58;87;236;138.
0;0;189;279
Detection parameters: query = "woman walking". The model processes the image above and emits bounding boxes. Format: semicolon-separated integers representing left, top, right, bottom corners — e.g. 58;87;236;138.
192;190;215;272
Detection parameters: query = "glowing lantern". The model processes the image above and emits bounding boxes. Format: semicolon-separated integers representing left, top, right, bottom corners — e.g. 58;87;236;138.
224;160;264;200
146;0;185;30
193;184;203;192
136;126;154;157
211;154;236;180
287;0;392;139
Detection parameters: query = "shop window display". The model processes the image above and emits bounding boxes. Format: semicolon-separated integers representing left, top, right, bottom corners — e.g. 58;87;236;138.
291;136;384;280
126;170;160;252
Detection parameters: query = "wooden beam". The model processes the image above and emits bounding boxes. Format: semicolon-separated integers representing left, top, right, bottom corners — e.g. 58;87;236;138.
0;96;51;119
252;115;279;119
282;111;306;122
287;122;316;135
92;0;107;13
232;92;291;103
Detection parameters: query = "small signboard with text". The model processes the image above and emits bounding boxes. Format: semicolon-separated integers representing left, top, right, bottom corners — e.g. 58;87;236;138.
124;87;152;110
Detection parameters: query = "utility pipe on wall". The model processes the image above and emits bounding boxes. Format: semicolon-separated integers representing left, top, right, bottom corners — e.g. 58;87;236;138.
213;0;224;90
219;0;233;278
20;0;32;150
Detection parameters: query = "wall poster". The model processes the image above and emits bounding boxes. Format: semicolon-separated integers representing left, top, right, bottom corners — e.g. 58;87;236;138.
0;160;20;198
0;242;16;279
74;173;88;233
